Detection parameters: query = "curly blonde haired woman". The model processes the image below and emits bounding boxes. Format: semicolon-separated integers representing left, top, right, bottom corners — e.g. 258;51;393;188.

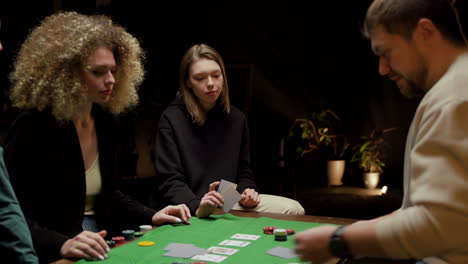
5;12;190;263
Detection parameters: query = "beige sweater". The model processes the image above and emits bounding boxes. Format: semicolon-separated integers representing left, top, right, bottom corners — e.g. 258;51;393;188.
376;53;468;264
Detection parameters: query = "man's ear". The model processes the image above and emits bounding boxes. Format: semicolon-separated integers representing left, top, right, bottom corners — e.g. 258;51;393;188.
415;18;438;42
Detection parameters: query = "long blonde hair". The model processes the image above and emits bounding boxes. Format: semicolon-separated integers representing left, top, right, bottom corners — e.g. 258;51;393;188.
10;12;145;121
178;44;230;125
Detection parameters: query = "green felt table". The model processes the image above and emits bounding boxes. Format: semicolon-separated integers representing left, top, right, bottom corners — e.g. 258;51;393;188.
74;213;339;264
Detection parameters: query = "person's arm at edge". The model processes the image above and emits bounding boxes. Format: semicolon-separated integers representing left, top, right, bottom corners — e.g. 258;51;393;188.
0;147;39;264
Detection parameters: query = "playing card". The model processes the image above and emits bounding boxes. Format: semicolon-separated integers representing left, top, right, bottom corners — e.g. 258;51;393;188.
192;253;227;263
163;250;198;258
221;186;241;213
163;243;208;258
266;246;298;259
231;233;260;240
208;246;239;255
219;239;251;247
218;179;237;195
164;243;196;251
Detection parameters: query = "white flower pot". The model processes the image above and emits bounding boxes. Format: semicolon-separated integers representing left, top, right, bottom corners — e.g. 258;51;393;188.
363;172;380;189
327;160;345;186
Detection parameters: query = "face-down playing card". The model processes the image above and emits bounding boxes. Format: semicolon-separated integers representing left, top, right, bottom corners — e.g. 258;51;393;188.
217;179;241;212
266;246;298;259
163;243;209;258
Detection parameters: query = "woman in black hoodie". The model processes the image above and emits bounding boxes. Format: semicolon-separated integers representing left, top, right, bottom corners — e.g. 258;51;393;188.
155;44;304;218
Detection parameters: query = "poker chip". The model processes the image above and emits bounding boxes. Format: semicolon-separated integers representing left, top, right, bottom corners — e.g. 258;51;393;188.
275;234;288;241
274;228;288;241
122;230;135;241
111;236;125;245
137;241;155;247
286;229;295;235
139;225;152;234
134;231;144;237
275;234;287;241
274;228;287;236
263;226;276;234
105;240;115;248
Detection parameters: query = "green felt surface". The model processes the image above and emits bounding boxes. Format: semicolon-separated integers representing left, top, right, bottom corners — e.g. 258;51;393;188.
77;214;335;264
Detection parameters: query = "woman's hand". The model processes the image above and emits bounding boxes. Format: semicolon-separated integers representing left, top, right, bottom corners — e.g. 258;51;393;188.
239;188;260;208
196;181;224;218
152;204;191;225
60;230;109;261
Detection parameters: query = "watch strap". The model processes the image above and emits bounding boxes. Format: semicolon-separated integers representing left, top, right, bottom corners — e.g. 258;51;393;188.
329;225;353;258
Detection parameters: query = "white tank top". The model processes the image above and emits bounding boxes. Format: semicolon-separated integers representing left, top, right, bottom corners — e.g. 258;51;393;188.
84;154;102;215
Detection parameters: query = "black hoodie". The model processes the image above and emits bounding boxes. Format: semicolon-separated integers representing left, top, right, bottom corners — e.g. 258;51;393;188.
154;96;258;213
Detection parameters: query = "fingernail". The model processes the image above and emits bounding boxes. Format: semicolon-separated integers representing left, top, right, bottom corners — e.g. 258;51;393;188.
104;254;109;259
106;247;110;252
175;217;182;223
98;255;104;260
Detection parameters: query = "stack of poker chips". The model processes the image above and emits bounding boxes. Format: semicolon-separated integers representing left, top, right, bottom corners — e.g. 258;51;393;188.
139;224;152;234
263;226;295;236
111;236;125;245
263;226;276;234
274;228;288;241
122;230;135;241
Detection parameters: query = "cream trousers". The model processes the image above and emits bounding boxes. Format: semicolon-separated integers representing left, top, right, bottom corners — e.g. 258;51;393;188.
232;194;305;215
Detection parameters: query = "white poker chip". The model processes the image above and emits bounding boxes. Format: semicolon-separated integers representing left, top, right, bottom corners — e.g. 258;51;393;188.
139;225;152;232
274;228;287;236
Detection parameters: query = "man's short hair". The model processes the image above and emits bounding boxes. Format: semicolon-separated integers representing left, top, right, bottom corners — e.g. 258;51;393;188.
363;0;467;46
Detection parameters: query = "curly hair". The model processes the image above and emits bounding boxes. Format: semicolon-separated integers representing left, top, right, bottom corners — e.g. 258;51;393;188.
10;12;145;121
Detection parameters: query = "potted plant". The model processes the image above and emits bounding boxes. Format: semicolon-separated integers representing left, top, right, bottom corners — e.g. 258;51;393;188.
351;127;397;189
289;110;349;186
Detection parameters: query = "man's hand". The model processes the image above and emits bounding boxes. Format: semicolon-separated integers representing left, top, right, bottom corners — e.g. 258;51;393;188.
239;188;260;208
152;204;191;225
196;181;224;218
294;225;338;264
60;230;109;261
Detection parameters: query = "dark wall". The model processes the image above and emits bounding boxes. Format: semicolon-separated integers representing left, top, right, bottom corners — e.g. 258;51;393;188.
0;1;420;193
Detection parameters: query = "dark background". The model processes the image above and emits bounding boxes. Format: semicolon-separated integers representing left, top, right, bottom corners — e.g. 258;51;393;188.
0;1;420;199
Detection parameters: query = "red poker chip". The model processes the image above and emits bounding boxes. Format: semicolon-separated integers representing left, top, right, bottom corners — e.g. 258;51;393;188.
263;226;276;234
286;229;295;235
111;236;125;244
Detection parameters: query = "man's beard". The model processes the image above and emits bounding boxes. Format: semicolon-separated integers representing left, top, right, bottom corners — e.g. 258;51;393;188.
390;65;427;99
398;77;425;98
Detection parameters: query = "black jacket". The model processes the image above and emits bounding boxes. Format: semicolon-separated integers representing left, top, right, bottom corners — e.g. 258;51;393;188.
155;97;257;214
4;106;156;263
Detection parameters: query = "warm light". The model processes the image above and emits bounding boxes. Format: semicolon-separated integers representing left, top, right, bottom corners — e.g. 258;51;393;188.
381;186;388;195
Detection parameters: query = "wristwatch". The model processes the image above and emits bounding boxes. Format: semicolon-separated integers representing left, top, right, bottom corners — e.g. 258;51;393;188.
328;225;353;258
